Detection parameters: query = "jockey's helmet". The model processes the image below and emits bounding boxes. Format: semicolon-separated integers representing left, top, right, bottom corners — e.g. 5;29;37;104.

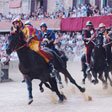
25;20;32;26
40;22;47;28
12;17;22;24
86;21;93;26
99;23;105;28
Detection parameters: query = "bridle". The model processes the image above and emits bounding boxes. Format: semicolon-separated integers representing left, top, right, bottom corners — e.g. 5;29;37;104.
14;43;27;51
8;35;27;52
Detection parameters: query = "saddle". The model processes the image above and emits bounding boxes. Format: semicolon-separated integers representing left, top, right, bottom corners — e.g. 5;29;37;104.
43;47;65;68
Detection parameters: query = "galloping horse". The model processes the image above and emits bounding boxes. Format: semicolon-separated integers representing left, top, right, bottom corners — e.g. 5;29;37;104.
81;33;108;87
6;31;85;104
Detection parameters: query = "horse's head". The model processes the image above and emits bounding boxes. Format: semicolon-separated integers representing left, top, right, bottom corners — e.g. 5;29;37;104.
6;31;26;55
95;33;104;48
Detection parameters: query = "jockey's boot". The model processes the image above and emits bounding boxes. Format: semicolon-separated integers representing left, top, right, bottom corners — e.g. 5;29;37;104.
48;61;56;77
86;63;90;74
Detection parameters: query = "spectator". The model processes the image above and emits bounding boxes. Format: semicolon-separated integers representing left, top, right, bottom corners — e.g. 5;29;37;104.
0;2;111;20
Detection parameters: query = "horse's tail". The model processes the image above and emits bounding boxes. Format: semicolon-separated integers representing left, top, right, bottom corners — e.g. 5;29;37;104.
52;51;65;68
51;51;68;84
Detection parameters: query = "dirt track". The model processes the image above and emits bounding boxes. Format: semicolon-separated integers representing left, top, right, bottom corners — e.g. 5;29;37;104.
0;61;112;112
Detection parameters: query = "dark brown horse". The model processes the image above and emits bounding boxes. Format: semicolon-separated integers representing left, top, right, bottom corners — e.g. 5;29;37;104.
6;31;85;104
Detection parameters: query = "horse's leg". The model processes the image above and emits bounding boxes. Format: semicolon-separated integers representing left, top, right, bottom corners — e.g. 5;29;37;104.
49;77;66;102
107;72;112;86
104;71;109;85
55;71;64;89
39;81;52;92
61;68;85;93
81;60;88;84
81;57;86;84
98;71;106;83
91;71;98;84
82;71;87;84
25;76;33;105
44;82;52;90
99;71;108;89
39;82;44;92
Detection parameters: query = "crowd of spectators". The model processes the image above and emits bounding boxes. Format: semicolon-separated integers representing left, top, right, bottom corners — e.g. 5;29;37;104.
0;34;18;61
0;35;7;60
55;32;84;61
0;3;112;21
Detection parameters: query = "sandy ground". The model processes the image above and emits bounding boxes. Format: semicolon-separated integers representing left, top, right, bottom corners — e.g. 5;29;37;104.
0;61;112;112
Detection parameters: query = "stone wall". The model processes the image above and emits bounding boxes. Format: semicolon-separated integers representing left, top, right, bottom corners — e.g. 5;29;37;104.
0;0;31;15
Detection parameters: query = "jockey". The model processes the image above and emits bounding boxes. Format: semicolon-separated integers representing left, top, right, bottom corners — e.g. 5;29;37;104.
39;23;56;50
83;21;96;73
12;18;53;68
98;23;111;64
98;23;110;42
39;22;63;57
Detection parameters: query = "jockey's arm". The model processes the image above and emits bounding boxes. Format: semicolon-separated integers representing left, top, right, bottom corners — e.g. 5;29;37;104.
89;30;96;41
82;30;96;41
50;31;56;44
44;31;55;45
104;31;110;42
22;26;31;42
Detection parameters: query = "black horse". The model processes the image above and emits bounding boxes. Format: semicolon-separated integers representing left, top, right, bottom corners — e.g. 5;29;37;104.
81;33;108;87
103;39;112;86
6;31;85;104
41;40;68;89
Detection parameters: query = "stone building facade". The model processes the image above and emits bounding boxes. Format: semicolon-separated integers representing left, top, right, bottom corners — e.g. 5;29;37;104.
0;0;111;15
0;0;31;15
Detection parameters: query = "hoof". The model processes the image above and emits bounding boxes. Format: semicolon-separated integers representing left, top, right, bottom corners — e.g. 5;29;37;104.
63;94;67;100
92;80;98;85
59;94;67;103
80;88;85;93
40;88;44;93
58;99;63;103
28;98;33;105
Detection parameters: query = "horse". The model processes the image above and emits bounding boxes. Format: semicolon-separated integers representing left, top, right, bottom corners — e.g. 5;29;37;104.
81;33;108;87
103;39;112;87
41;40;68;89
6;31;85;104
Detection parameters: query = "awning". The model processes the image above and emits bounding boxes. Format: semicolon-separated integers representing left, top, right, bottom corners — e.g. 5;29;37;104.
9;0;22;8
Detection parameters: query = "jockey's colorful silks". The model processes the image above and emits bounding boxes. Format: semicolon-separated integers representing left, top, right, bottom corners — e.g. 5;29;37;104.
22;25;52;63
